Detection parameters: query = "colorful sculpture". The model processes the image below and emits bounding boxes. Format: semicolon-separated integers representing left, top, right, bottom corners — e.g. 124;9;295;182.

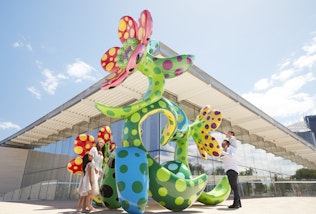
66;127;117;207
67;127;116;174
96;9;229;214
67;134;96;174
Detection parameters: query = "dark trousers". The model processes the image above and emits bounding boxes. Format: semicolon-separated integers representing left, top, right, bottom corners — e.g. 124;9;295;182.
226;169;240;204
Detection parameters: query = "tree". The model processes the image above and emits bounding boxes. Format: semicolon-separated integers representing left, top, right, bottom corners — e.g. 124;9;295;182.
188;163;205;175
239;168;254;176
291;168;316;180
211;167;225;175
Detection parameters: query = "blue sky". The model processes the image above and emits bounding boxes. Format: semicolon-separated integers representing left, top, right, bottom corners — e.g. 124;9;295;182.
1;0;316;141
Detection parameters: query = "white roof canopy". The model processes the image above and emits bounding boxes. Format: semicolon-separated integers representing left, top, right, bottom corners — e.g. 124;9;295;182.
1;42;315;169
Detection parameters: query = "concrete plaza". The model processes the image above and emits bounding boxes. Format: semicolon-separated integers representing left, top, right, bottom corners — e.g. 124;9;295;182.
1;197;315;214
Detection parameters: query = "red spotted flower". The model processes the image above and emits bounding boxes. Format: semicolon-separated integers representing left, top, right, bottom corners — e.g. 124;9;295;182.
100;10;153;89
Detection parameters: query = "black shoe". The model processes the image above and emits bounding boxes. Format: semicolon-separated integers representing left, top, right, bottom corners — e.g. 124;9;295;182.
239;200;242;207
228;204;240;209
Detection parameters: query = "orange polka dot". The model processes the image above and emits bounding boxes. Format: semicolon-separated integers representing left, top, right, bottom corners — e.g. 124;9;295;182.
130;29;135;37
109;48;117;56
79;134;87;141
74;146;83;155
89;135;94;142
108;72;116;78
138;28;144;39
119;19;127;31
141;13;145;25
75;157;82;165
101;53;108;61
106;62;114;71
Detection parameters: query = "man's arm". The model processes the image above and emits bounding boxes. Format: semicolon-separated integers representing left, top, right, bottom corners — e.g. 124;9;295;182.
229;136;238;148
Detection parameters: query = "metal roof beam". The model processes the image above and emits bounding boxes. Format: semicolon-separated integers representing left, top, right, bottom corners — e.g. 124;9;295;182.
178;85;212;101
47;134;63;142
113;85;143;100
38;138;54;145
59;128;79;138
217;102;239;111
249;126;276;133
61;110;89;122
232;115;261;125
14;135;38;141
23;132;48;138
33;125;59;133
44;120;71;129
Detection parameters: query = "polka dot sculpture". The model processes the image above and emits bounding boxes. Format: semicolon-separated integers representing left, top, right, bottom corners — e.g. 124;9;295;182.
162;160;192;180
100;152;120;209
198;175;231;205
95;9;228;213
67;134;96;174
115;148;149;214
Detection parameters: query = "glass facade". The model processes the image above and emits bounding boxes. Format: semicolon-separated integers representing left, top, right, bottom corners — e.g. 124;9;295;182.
3;102;316;201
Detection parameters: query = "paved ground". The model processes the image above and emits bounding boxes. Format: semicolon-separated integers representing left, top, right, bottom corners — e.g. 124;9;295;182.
1;197;315;214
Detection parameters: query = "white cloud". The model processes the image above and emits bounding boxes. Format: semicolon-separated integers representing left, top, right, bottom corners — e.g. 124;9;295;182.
26;44;33;51
242;36;316;125
283;72;315;93
66;59;96;82
254;78;270;91
293;36;316;69
293;54;316;69
0;121;21;130
35;60;43;69
40;69;67;95
12;41;23;48
243;86;315;120
12;40;32;52
27;86;41;99
302;37;316;55
29;60;96;98
271;69;295;81
278;58;291;70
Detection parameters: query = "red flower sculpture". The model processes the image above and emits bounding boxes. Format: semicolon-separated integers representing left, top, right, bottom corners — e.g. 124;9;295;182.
100;10;153;89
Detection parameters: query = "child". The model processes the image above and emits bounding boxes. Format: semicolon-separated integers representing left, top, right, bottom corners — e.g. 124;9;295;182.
77;152;99;212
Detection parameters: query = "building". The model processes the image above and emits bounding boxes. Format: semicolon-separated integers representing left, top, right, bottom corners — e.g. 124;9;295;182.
1;42;316;200
304;115;316;146
288;116;316;147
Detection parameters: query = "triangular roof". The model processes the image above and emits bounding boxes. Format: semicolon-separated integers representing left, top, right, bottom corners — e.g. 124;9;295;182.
1;42;315;169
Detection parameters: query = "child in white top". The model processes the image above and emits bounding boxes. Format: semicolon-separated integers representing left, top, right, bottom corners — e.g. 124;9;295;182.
77;153;99;212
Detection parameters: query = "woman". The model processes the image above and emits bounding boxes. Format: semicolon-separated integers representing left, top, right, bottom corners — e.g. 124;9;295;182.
89;138;105;185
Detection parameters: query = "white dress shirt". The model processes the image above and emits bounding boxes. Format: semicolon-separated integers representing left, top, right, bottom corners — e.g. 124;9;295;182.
221;145;239;173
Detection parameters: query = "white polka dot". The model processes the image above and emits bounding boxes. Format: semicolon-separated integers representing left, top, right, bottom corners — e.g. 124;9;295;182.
167;163;179;171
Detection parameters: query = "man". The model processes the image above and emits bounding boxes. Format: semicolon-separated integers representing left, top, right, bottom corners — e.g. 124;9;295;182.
220;131;241;209
226;131;237;148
